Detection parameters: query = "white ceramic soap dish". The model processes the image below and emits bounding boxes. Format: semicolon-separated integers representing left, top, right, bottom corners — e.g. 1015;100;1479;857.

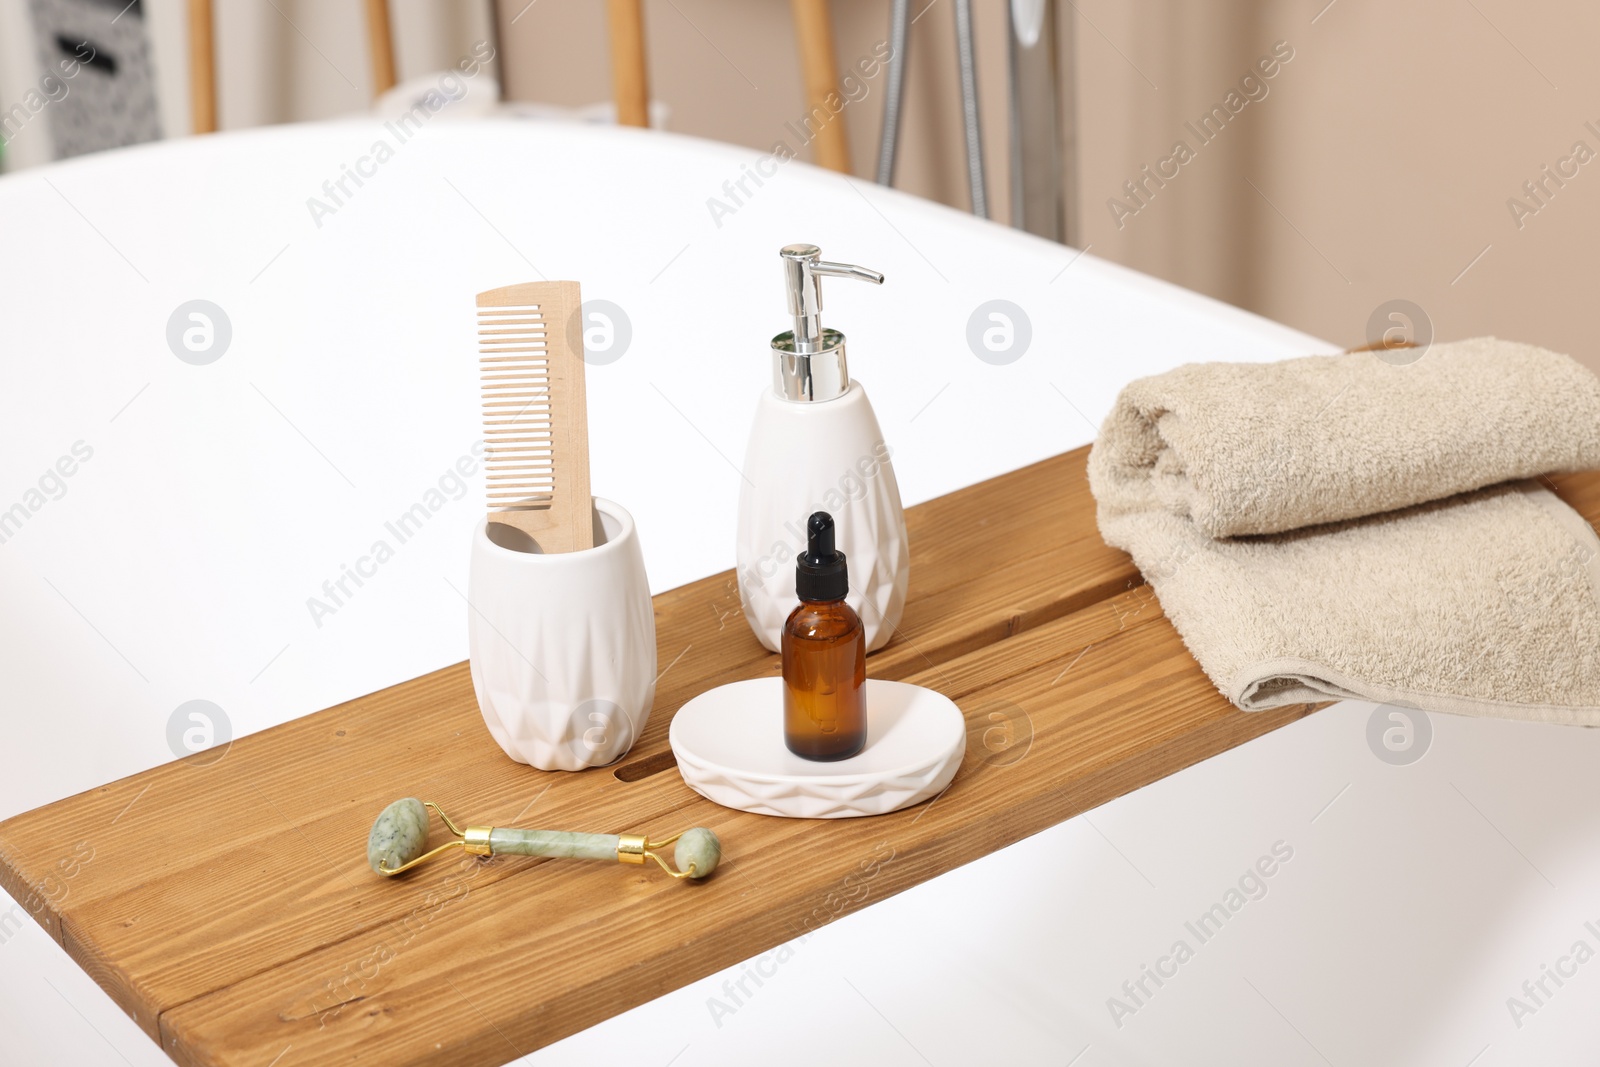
669;678;966;819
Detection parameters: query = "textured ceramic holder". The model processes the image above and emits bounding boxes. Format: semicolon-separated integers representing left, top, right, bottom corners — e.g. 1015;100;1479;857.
467;498;656;771
670;677;965;818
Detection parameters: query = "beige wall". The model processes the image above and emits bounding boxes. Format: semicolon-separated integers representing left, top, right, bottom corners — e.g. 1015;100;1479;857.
1239;0;1600;372
497;0;1014;220
500;0;1600;374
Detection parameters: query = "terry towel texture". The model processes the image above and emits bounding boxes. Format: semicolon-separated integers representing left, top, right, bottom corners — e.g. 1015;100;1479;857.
1089;337;1600;723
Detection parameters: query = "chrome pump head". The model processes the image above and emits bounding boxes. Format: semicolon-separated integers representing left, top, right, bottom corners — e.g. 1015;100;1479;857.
771;243;884;403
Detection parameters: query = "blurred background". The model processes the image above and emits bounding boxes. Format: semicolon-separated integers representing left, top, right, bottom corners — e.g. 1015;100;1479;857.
2;0;1595;373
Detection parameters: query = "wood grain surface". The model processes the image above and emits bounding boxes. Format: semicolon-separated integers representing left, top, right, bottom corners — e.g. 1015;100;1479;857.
3;449;1594;1066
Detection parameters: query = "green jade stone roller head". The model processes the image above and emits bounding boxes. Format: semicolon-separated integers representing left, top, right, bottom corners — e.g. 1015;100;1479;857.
367;797;721;881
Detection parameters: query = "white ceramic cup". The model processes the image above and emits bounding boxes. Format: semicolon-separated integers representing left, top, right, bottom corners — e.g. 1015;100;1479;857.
467;498;657;771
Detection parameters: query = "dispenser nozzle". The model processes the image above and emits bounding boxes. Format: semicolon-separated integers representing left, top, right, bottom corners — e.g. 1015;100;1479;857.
780;244;884;353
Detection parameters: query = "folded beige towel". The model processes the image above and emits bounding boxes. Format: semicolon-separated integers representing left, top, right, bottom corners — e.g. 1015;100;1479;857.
1089;337;1600;723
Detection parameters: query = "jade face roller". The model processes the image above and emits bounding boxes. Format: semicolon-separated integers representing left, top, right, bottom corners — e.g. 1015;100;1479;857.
367;798;721;881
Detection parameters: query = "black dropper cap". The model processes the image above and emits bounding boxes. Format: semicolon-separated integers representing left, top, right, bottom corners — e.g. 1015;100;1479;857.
795;511;848;602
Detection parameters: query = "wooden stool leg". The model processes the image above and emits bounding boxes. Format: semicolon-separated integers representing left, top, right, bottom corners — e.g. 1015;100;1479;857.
607;0;650;128
791;0;851;173
365;0;398;98
188;0;216;134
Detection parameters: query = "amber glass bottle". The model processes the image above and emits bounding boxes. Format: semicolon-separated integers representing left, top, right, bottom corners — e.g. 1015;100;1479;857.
782;512;867;761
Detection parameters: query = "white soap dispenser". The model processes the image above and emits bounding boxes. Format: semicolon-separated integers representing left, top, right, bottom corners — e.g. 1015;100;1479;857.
736;243;910;653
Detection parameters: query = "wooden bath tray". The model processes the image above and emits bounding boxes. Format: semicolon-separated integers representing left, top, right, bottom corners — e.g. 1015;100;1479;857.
3;449;1596;1066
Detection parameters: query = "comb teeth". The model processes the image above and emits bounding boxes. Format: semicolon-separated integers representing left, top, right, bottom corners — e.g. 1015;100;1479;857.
479;303;555;511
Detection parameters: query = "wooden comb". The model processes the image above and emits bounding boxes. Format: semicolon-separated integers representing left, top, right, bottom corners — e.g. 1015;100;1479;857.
476;281;593;553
